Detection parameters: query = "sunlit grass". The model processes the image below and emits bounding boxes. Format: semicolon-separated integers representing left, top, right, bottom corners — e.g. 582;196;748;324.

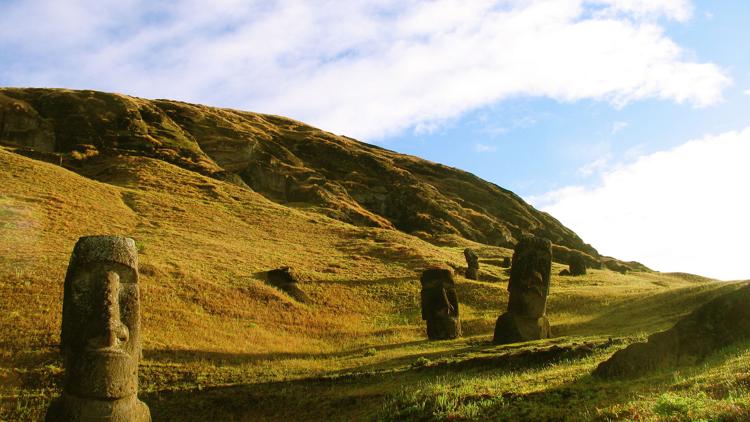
1;148;748;421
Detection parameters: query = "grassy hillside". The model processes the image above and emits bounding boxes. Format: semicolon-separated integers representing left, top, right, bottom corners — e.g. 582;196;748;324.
0;88;602;261
1;147;749;421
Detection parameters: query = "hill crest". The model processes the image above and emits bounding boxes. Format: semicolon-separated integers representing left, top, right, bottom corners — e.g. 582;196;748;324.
1;87;619;267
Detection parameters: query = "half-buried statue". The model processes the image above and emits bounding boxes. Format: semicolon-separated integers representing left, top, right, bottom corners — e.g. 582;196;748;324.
420;267;461;340
46;236;151;422
493;235;552;344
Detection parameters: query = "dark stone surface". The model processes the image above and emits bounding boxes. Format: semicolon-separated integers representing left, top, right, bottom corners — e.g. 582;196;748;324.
420;267;461;340
568;254;587;276
501;257;511;268
493;236;552;344
594;283;750;379
463;248;479;280
267;267;309;303
46;236;150;422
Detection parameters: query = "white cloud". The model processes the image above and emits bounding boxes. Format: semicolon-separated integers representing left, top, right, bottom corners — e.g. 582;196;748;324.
743;89;750;96
611;121;629;134
530;127;750;280
474;143;498;152
0;0;728;139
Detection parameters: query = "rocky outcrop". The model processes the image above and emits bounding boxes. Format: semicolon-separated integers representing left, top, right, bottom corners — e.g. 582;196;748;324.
594;283;750;378
0;88;606;260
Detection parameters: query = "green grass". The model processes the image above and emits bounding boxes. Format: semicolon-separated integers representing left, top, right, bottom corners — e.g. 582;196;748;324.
1;148;748;421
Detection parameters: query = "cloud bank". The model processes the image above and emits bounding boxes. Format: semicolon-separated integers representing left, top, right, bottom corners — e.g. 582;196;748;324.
0;0;729;139
531;127;750;280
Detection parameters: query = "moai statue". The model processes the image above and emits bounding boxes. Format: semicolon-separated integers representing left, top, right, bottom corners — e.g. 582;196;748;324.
568;253;587;276
267;266;309;303
420;267;461;340
46;236;151;422
501;257;511;268
463;248;479;280
493;236;552;345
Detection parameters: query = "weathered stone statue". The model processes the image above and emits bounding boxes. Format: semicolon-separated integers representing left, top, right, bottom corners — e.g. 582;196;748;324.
501;257;511;268
267;266;309;303
493;236;552;344
463;248;479;280
568;253;587;276
420;267;461;340
46;236;151;422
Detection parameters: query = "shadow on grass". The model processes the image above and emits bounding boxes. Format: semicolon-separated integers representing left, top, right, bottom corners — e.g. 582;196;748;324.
139;338;618;421
143;338;434;366
555;281;748;338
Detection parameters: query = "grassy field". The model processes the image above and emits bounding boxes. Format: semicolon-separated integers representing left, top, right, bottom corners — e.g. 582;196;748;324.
1;147;749;421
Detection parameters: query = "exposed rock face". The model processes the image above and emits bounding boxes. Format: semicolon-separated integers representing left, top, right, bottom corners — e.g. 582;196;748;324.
46;236;150;422
420;267;461;340
0;88;602;259
594;283;750;379
568;253;587;276
267;267;309;303
493;236;552;344
463;248;479;280
0;93;55;152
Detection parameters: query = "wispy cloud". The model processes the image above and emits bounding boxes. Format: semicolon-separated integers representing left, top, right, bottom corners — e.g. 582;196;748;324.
577;155;611;177
530;127;750;280
0;0;728;140
474;143;498;153
611;121;629;134
743;89;750;96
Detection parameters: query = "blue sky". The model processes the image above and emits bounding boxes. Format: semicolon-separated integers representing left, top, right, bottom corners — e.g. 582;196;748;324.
2;0;749;279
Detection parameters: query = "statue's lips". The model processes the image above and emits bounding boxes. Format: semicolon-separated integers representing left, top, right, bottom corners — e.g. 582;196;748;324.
68;348;138;398
83;346;128;356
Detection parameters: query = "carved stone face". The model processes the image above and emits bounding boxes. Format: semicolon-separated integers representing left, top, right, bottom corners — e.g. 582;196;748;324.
420;268;459;319
508;236;551;319
61;236;141;399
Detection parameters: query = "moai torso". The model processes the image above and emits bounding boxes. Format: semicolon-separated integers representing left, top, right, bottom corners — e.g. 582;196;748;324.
420;268;461;340
46;236;150;422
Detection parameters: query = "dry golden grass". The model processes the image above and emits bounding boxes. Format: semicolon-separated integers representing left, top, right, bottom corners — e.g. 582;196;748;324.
1;147;746;421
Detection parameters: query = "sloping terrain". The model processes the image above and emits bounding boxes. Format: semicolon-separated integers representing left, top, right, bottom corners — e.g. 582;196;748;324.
1;147;748;421
0;88;603;264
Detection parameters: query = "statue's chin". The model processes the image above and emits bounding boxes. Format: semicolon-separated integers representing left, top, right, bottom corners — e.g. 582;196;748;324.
66;351;138;399
520;292;546;318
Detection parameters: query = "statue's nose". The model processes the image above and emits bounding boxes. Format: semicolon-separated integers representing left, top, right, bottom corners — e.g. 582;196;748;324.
87;271;129;349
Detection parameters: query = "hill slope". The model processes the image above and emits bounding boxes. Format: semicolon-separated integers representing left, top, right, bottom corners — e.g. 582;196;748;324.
0;88;601;263
0;146;746;421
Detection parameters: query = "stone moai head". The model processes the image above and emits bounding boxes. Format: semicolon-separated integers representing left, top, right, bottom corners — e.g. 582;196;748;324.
507;236;551;318
60;236;142;400
420;267;459;318
463;248;478;268
568;253;587;276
